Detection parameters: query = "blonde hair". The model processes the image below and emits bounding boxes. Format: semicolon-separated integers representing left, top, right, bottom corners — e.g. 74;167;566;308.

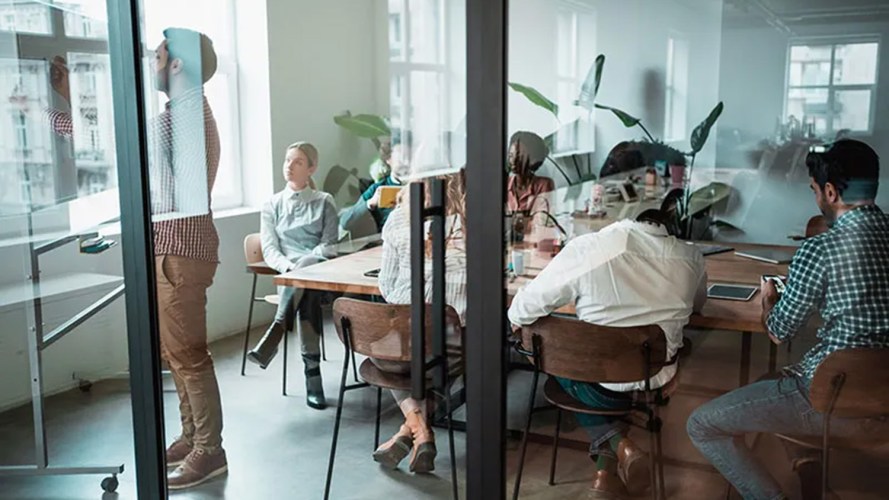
394;169;467;254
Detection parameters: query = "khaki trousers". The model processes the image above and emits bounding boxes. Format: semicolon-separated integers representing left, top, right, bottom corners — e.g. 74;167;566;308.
156;255;223;453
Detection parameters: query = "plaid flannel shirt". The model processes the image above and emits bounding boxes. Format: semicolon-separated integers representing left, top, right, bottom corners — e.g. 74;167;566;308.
767;205;889;381
149;88;221;263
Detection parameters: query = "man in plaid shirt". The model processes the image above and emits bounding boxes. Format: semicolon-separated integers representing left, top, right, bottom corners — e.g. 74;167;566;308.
689;140;889;500
148;28;226;490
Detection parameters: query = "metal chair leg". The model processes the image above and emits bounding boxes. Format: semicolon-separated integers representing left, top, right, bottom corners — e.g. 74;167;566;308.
511;370;540;500
240;274;258;376
374;387;382;450
647;410;659;500
351;349;359;383
548;409;561;486
654;409;666;500
320;322;327;362
445;386;458;500
282;327;289;396
324;346;352;500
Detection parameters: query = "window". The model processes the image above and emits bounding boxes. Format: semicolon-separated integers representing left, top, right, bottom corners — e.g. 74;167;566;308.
14;111;28;151
551;2;596;156
665;35;689;142
388;0;451;174
0;1;52;34
143;0;243;209
785;41;879;135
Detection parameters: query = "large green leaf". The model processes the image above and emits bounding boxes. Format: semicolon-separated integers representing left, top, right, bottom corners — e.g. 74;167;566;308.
509;82;559;118
595;103;641;128
689;102;724;154
333;113;391;139
687;181;732;217
574;54;605;111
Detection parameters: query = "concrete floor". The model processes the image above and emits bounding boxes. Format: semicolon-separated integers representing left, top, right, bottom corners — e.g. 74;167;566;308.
1;317;888;499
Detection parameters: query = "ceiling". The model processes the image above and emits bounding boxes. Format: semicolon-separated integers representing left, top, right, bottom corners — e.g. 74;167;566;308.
724;0;889;32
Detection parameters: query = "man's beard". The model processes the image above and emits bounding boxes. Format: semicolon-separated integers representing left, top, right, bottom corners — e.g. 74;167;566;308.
153;68;168;92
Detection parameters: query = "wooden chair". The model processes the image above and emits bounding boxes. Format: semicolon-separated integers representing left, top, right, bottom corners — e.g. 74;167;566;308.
324;298;463;500
511;316;678;500
774;348;889;500
240;234;327;395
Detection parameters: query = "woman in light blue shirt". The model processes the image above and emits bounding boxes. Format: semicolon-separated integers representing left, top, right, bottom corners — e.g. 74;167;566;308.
247;142;338;410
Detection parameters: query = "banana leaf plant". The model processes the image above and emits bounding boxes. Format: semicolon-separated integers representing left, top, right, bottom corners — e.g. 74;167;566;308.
333;111;391;149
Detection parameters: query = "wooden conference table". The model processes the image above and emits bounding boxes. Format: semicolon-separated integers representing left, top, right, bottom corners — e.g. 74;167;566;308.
275;240;796;391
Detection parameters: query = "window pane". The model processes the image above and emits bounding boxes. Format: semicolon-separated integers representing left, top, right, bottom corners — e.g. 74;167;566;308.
833;43;878;85
407;0;442;64
61;0;108;38
789;45;831;86
0;1;51;34
833;89;871;132
389;0;405;61
787;88;829;135
556;10;575;78
67;52;116;197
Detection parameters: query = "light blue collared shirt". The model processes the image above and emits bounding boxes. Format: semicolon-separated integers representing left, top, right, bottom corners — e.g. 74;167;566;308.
260;186;339;273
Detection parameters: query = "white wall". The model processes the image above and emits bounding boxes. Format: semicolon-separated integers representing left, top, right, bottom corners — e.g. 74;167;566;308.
265;0;388;208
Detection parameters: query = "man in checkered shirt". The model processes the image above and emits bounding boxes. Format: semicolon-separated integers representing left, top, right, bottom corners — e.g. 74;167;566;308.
689;140;889;500
148;28;227;490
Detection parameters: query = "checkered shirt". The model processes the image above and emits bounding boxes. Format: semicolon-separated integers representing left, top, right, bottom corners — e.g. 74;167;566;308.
767;204;889;381
150;88;221;263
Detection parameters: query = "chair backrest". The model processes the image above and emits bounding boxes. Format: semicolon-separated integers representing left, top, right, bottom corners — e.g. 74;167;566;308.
520;316;668;384
805;215;828;238
244;233;264;265
810;348;889;419
332;297;462;362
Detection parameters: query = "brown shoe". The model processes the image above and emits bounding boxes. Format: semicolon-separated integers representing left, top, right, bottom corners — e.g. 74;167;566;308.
165;438;192;468
589;470;628;500
373;423;414;469
405;408;436;473
617;438;651;495
167;448;228;490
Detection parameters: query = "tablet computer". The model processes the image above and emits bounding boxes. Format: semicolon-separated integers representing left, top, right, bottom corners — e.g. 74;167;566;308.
707;283;758;301
379;186;402;209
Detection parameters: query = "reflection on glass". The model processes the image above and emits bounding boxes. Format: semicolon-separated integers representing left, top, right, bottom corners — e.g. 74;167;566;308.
833;43;878;85
833;89;871;132
0;1;51;34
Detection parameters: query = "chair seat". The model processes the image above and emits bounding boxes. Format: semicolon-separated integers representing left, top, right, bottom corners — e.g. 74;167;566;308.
247;262;277;275
774;432;889;450
358;358;464;391
542;372;679;417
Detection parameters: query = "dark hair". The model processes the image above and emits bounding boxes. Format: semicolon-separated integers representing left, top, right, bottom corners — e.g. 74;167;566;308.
636;209;669;228
806;139;879;199
163;28;217;86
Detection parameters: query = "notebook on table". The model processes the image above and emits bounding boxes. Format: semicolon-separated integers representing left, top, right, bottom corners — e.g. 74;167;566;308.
735;248;795;264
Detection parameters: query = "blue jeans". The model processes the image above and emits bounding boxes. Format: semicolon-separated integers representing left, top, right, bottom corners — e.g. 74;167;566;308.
687;373;880;500
556;377;633;459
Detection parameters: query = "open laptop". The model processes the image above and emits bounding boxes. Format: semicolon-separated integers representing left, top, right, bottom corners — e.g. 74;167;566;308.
735;248;796;264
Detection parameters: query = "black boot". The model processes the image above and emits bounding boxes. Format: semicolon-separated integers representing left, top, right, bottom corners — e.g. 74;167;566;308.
304;353;326;410
247;322;286;369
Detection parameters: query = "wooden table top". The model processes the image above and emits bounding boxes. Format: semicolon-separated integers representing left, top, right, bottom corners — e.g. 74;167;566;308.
275;241;796;334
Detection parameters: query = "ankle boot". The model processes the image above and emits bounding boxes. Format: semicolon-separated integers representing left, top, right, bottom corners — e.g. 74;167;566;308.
405;408;436;473
372;423;413;469
247;322;285;369
303;353;326;410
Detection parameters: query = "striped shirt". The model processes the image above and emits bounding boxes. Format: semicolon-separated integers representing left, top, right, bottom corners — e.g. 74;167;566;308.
149;88;221;262
768;205;889;381
379;206;467;324
260;187;339;274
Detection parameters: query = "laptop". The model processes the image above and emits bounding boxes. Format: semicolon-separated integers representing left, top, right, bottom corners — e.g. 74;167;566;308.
735;248;796;264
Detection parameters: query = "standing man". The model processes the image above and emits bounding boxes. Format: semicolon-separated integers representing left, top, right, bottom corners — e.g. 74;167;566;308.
149;28;226;490
688;140;889;500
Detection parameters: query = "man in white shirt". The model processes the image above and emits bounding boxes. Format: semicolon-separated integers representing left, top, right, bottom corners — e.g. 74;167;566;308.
508;209;707;498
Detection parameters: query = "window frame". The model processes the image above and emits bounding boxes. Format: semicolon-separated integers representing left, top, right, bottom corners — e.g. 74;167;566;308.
784;36;881;137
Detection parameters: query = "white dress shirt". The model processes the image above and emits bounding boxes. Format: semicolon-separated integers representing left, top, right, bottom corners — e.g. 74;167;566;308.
260;186;339;274
508;219;708;392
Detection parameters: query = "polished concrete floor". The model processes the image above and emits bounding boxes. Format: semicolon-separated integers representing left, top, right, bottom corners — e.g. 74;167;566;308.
1;316;888;499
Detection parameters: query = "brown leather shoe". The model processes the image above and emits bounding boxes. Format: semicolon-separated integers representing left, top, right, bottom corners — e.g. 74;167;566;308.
405;408;436;473
165;438;192;468
167;448;228;490
617;438;651;495
373;423;414;469
589;470;628;500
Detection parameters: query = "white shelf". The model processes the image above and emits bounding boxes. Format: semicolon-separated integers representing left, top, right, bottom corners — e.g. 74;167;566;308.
0;272;124;313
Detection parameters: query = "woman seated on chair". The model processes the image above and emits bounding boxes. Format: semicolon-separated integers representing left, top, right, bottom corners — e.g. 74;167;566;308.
247;142;338;410
372;168;467;473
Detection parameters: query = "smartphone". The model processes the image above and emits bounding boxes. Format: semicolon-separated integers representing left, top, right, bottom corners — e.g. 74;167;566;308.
762;274;786;294
378;186;402;209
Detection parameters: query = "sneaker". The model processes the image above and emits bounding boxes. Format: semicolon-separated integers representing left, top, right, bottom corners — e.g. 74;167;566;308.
167;448;228;490
165;438;192;468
